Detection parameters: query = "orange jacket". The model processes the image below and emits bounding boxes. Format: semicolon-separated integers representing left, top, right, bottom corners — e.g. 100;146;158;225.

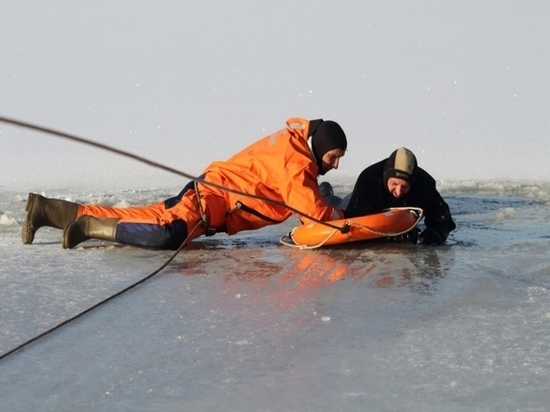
199;117;344;235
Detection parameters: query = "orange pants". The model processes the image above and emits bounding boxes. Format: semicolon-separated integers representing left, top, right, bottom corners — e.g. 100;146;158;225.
76;187;226;250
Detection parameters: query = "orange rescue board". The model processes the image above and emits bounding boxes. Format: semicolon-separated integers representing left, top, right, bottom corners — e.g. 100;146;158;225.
290;208;419;247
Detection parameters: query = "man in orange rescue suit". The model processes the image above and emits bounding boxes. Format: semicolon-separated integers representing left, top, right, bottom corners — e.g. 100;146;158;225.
21;118;348;250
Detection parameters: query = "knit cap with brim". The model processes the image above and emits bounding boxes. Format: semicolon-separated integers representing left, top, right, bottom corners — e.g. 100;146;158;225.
383;147;417;184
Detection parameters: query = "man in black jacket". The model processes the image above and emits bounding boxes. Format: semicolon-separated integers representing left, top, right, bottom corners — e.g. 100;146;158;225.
320;147;456;245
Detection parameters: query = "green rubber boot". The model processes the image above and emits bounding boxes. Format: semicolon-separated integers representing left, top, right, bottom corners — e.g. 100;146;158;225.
62;216;119;249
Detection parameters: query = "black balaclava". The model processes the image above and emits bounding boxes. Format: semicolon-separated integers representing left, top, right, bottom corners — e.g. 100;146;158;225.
383;147;418;190
310;120;347;175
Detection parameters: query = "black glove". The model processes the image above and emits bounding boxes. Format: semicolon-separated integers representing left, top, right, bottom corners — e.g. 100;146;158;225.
419;228;443;245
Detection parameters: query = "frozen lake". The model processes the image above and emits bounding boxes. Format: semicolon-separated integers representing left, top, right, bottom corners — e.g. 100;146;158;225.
1;182;550;411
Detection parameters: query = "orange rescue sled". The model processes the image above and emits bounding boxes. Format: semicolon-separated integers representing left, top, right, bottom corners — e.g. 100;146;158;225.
283;207;423;249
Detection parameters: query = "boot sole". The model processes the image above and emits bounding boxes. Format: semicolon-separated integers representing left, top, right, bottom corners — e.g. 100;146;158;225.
21;193;39;245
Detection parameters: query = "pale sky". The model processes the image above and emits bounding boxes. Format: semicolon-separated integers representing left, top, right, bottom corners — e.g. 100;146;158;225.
1;1;549;190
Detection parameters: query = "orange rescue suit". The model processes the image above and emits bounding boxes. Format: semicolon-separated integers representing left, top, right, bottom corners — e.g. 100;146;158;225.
77;117;343;245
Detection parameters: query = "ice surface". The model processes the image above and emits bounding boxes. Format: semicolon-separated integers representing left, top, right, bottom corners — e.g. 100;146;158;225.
2;185;550;411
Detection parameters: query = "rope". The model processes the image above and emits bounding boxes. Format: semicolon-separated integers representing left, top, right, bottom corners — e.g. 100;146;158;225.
0;114;347;361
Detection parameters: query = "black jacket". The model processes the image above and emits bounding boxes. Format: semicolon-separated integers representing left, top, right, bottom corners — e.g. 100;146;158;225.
344;159;456;243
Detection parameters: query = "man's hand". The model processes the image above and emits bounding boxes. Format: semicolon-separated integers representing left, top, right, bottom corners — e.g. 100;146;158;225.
419;228;443;245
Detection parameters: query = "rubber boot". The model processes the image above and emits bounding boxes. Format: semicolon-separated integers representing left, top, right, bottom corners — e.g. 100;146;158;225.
62;216;119;249
22;193;79;245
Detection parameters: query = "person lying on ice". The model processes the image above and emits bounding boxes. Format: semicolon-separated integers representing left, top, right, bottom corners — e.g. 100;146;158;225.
22;117;348;250
320;147;456;245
